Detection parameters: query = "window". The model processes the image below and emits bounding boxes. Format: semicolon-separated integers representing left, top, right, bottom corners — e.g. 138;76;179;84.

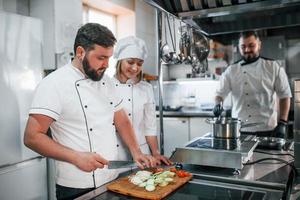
82;6;117;77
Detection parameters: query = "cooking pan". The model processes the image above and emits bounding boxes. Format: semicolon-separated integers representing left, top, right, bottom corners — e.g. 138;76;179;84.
256;137;286;150
206;117;262;139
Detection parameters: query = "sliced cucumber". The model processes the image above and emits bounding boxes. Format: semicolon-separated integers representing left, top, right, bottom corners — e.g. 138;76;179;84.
145;184;156;192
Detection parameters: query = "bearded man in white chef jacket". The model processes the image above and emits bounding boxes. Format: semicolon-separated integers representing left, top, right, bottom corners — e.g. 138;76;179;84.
112;36;172;166
214;31;291;138
23;23;158;200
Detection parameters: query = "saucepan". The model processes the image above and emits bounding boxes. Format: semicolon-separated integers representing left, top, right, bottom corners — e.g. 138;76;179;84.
256;137;286;150
206;117;262;139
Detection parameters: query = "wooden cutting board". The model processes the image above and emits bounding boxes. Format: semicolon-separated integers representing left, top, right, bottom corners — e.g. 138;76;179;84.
107;172;192;200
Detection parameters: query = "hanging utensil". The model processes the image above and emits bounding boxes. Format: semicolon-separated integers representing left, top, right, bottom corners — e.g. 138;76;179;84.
167;15;178;64
160;14;171;63
178;21;185;63
191;30;210;62
171;16;180;64
184;26;193;64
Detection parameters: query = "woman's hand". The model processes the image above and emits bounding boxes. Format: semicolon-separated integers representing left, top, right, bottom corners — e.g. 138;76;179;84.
132;151;159;169
153;153;173;166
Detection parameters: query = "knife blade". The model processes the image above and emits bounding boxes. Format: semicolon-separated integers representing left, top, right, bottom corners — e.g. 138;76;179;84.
108;160;138;169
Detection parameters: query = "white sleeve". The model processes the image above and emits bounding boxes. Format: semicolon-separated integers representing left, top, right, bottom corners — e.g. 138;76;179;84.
113;90;123;112
215;67;232;99
274;65;292;99
143;84;157;136
29;78;62;120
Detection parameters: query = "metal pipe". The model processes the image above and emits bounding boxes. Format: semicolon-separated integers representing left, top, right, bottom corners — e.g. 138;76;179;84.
156;9;165;155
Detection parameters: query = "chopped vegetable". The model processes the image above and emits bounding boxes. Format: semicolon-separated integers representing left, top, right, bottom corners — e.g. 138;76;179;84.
146;178;155;185
145;184;155;191
128;168;191;192
130;176;143;185
159;181;168;187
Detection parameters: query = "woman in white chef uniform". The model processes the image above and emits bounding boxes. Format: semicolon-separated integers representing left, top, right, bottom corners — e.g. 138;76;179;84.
113;36;171;165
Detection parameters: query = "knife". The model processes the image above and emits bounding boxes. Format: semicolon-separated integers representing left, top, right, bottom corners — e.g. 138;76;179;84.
108;160;138;169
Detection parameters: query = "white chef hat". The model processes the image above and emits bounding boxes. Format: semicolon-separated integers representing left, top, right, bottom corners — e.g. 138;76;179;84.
114;36;148;61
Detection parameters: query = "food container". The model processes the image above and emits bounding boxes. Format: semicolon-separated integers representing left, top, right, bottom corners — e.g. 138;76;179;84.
206;117;261;139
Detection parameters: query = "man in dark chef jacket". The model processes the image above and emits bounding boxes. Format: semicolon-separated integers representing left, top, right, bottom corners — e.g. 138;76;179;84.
214;30;291;137
23;23;158;200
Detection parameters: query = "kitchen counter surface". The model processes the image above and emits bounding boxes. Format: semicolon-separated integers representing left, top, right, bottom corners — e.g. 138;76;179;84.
156;110;215;117
76;147;295;200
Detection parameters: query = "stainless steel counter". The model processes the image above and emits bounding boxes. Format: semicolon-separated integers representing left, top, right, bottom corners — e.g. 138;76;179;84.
76;148;294;200
157;110;215;117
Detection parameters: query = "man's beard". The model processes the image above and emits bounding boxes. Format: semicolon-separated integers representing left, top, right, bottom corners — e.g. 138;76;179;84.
82;56;105;81
242;53;259;63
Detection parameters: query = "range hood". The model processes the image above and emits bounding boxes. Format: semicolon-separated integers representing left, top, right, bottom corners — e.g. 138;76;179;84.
144;0;300;36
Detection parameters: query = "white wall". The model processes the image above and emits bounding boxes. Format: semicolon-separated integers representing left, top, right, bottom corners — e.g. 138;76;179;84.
2;0;17;13
117;14;135;38
30;0;55;70
0;0;29;15
135;0;158;75
30;0;82;69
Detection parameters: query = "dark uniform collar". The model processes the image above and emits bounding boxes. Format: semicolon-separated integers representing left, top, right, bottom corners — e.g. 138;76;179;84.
240;56;260;66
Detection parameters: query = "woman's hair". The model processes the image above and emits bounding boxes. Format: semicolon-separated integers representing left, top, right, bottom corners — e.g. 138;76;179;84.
115;60;143;83
73;23;116;54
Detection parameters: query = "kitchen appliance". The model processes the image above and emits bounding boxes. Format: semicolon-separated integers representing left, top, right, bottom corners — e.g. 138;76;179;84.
294;79;300;174
170;133;258;170
206;117;262;139
256;137;286;150
0;11;47;199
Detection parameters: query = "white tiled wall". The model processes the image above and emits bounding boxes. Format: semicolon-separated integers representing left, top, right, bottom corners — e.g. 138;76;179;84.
153;80;232;109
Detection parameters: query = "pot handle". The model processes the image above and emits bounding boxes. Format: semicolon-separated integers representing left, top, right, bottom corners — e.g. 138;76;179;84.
205;118;213;124
240;122;264;128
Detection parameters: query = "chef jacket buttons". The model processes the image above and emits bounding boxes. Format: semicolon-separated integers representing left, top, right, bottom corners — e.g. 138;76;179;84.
243;71;246;74
128;84;131;87
110;102;113;105
102;82;105;85
128;113;131;116
245;93;248;95
76;83;80;86
112;122;115;126
84;105;88;108
128;99;131;101
89;128;93;131
116;84;118;86
116;144;119;147
247;104;250;107
248;115;251;118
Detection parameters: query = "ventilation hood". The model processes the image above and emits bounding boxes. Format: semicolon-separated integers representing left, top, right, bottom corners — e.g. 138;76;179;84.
144;0;300;36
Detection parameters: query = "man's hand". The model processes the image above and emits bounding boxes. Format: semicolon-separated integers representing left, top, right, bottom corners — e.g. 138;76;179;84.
213;103;223;117
273;120;288;138
132;151;159;169
73;152;108;172
153;153;173;166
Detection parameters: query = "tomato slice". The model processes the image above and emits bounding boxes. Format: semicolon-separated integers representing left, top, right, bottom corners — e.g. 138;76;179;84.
169;167;177;172
176;170;191;177
154;168;164;173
